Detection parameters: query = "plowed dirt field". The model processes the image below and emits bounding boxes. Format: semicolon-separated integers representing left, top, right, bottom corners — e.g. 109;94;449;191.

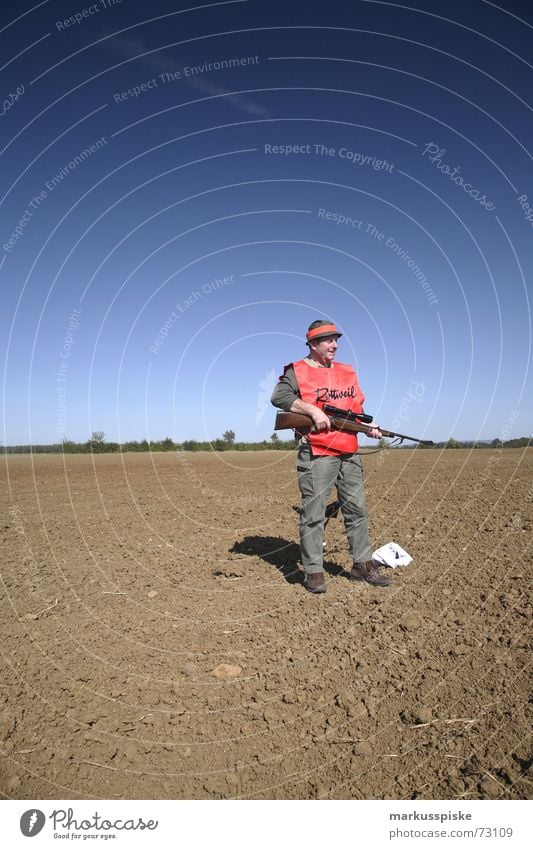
1;448;531;800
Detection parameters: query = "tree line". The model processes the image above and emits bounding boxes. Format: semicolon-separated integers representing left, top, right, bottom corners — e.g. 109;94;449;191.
415;437;531;450
0;430;297;454
1;431;531;455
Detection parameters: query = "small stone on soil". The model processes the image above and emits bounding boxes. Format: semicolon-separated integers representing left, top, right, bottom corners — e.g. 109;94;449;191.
401;705;433;725
212;664;242;680
401;614;421;631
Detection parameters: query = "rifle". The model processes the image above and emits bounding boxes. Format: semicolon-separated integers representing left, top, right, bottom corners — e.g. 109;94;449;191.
275;404;434;446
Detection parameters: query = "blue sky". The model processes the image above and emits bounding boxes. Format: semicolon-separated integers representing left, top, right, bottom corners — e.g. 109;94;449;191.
1;0;531;444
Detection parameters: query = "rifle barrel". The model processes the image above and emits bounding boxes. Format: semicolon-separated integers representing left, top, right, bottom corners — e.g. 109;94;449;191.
379;428;434;446
274;411;433;445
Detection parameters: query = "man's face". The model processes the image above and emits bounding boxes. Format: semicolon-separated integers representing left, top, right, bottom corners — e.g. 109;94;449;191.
310;335;339;365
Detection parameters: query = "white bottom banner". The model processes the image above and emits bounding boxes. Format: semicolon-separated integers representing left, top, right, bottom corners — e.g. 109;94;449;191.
2;799;531;848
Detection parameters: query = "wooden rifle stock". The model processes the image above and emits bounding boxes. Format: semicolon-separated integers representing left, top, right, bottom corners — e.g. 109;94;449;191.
274;411;434;446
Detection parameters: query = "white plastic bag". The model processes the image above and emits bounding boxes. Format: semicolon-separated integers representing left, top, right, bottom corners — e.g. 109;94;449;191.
372;541;413;568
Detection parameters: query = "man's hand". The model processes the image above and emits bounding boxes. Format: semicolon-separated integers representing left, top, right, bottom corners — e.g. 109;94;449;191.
367;422;383;439
289;398;331;431
311;408;331;432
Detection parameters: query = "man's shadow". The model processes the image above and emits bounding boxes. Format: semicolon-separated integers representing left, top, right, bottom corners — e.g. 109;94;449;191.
230;533;347;586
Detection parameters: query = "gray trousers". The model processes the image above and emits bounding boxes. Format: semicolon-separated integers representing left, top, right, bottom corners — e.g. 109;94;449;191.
297;443;371;574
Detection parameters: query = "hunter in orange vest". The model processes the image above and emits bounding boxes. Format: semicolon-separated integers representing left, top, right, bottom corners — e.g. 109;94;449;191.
271;320;390;593
290;357;364;455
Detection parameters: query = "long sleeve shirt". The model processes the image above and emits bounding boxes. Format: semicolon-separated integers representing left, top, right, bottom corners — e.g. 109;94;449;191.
270;364;300;411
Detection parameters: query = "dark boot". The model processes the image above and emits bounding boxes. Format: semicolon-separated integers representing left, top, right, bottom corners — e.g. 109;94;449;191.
350;560;390;587
304;572;327;593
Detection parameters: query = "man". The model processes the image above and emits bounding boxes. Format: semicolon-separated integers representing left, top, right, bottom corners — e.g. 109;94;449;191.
271;319;390;593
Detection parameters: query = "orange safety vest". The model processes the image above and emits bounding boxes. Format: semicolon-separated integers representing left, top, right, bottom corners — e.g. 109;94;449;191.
290;359;365;456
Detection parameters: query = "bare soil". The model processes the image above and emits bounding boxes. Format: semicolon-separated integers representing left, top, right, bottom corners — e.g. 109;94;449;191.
1;448;531;800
